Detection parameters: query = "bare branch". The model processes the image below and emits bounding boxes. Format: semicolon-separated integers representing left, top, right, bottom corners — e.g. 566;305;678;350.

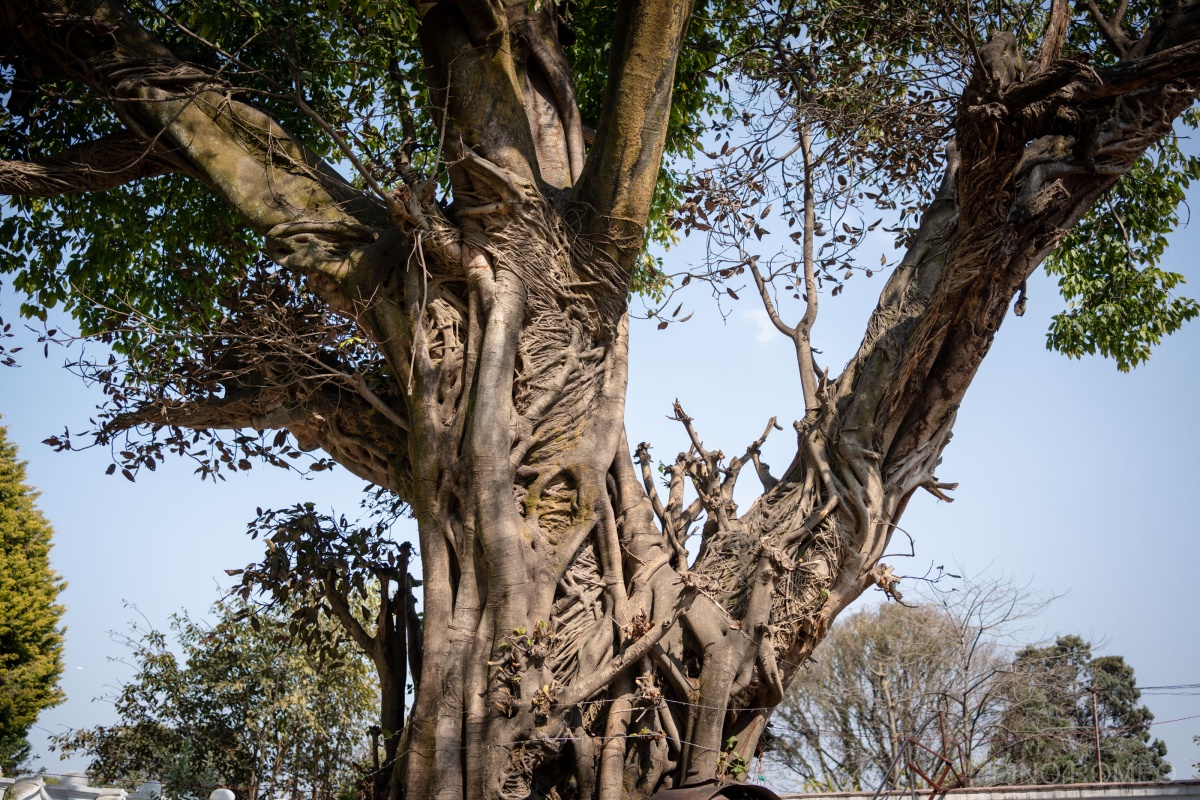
794;123;823;414
726;416;783;495
350;375;410;432
922;480;959;503
670;400;709;462
747;260;797;338
286;65;397;212
635;442;669;529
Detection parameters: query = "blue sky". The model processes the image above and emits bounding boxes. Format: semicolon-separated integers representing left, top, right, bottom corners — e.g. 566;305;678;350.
2;166;1199;781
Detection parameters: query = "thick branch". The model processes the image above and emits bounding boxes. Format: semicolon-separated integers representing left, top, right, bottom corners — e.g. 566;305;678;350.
748;261;796;339
859;7;1200;471
419;2;541;188
1004;36;1200;114
323;571;377;654
571;0;697;273
0;130;187;196
106;387;403;491
6;0;393;291
1081;0;1137;56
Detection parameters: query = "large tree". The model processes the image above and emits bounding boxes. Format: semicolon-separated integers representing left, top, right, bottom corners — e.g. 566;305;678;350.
1;0;1199;799
0;421;65;774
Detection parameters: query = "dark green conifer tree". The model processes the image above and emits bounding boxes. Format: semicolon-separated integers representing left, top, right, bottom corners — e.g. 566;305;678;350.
0;421;66;774
995;636;1170;785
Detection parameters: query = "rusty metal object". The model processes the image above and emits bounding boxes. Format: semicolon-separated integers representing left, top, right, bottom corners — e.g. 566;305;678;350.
652;781;781;800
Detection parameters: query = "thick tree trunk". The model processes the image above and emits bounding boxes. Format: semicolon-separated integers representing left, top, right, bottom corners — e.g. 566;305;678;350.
377;135;953;799
388;260;944;800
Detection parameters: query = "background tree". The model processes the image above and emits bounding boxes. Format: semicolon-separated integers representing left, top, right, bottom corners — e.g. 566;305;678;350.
993;635;1170;785
0;420;65;774
52;598;377;800
2;0;1199;797
770;576;1051;791
230;500;422;800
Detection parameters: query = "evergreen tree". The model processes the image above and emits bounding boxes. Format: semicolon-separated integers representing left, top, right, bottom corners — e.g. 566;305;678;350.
0;421;66;774
994;636;1170;785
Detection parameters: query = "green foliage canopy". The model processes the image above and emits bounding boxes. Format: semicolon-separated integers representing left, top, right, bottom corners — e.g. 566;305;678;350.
51;598;377;800
2;0;1196;369
1045;109;1200;371
0;0;727;330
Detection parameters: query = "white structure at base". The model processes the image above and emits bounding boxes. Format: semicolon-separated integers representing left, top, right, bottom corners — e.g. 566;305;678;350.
781;781;1200;800
1;775;230;800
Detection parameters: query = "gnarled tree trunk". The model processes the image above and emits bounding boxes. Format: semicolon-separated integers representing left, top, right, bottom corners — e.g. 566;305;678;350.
3;0;1200;798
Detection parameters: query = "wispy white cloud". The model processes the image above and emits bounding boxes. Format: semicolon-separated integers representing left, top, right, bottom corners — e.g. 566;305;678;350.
743;308;778;345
